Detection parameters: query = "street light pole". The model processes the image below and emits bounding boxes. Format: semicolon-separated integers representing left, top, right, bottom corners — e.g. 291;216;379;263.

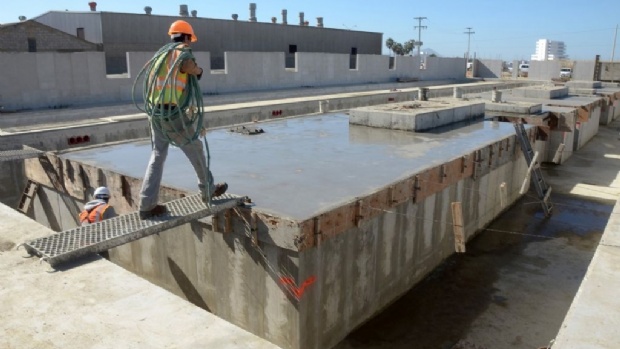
414;17;427;58
464;27;475;62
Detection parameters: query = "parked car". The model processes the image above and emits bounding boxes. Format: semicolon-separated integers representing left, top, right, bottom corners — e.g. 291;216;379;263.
519;63;529;77
560;68;572;78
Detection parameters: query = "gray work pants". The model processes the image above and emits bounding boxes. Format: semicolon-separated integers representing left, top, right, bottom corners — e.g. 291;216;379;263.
139;115;214;211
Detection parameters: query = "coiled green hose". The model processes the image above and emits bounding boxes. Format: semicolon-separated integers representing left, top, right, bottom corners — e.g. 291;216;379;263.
132;42;212;202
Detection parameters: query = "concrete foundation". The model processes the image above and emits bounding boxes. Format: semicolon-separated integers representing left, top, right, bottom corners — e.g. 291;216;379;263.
348;99;485;132
509;85;569;99
500;92;603;153
18;113;530;349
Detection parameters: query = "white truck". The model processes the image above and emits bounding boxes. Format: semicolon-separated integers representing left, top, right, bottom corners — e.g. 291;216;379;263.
560;68;572;78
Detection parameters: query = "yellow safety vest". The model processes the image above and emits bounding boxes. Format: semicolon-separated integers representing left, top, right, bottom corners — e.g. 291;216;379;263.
149;44;189;105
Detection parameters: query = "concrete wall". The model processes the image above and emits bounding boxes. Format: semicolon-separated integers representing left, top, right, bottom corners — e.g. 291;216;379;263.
576;106;601;150
475;59;503;79
529;60;562;80
0;119;150;152
421;57;466;80
0;160;26;208
0;52;130;110
0;20;100;52
572;60;597;81
300;158;527;349
600;62;620;82
1;51;466;111
548;110;576;165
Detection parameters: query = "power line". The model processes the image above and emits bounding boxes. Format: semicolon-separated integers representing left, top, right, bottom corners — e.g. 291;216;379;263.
414;16;427;58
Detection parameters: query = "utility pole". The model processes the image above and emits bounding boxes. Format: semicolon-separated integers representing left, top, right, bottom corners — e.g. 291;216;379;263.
464;27;475;63
414;17;427;58
612;24;618;83
612;24;618;62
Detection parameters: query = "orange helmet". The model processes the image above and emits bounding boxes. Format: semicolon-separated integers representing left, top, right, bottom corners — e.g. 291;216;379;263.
168;20;197;42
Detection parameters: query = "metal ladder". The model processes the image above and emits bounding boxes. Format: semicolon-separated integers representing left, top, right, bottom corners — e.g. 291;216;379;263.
23;193;249;268
513;122;553;216
17;180;39;214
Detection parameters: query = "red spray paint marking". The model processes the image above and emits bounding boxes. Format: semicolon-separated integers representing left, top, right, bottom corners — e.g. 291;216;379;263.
279;275;317;299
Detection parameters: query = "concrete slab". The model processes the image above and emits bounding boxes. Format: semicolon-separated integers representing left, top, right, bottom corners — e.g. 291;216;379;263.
510;86;569;99
565;80;603;89
63;114;520;219
348;99;485;132
553;204;620;348
484;101;543;115
0;204;280;349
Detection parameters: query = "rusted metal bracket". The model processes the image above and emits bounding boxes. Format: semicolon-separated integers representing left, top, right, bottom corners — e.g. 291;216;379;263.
354;200;363;227
460;155;468;174
439;164;447;183
313;216;322;247
473;150;483;180
412;175;421;203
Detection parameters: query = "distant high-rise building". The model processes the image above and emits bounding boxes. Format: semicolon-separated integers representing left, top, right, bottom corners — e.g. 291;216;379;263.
531;39;567;61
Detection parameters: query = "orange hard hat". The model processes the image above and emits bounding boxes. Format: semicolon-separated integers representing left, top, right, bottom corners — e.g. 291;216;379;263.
168;20;197;42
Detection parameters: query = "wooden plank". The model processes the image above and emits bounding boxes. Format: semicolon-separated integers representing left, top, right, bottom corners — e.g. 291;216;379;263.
451;202;466;253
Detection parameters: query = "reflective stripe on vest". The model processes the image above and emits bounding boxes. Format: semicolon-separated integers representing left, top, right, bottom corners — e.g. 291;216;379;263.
149;44;188;105
79;203;109;225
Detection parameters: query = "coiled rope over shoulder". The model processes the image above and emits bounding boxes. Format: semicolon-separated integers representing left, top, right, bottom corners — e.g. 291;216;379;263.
132;42;212;201
132;42;205;147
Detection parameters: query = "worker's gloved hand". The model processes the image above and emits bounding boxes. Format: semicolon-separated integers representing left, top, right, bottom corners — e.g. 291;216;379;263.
200;127;207;137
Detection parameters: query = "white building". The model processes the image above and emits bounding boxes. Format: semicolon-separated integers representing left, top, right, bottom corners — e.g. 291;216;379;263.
531;39;567;61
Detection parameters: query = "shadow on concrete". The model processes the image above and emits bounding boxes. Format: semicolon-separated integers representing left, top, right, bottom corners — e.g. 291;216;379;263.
167;257;211;312
36;188;62;232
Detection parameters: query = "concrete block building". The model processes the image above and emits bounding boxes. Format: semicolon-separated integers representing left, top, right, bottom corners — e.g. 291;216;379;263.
32;4;383;74
0;20;100;53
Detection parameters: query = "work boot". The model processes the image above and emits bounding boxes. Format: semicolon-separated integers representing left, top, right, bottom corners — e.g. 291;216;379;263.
199;183;229;204
139;204;168;220
212;182;228;198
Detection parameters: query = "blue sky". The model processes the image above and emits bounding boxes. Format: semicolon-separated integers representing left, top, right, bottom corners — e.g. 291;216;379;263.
2;0;618;61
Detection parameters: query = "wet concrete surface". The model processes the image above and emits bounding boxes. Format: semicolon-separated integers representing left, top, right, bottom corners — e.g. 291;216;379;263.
334;192;612;349
64;114;521;219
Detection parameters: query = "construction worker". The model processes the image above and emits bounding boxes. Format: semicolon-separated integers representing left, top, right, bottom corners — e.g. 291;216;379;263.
79;186;116;225
138;20;227;220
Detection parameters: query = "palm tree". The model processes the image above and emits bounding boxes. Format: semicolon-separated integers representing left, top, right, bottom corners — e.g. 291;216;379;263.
403;40;415;55
385;38;395;56
392;43;405;56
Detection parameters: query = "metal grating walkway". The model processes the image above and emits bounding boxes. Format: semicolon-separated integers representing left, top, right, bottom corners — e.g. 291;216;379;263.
0;148;45;162
23;193;248;267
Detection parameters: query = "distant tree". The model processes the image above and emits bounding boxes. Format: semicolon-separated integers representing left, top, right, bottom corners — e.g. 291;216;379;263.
403;40;415;55
392;43;405;56
429;53;437;57
385;38;395;55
